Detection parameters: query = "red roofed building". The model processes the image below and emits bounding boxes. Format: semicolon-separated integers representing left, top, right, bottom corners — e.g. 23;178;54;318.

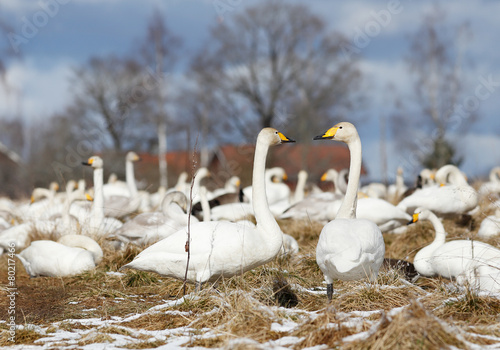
134;143;366;192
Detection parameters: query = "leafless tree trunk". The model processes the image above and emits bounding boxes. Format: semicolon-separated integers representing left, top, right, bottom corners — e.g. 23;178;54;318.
192;0;363;142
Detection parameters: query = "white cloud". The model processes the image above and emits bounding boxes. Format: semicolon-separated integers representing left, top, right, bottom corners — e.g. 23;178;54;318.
0;59;75;123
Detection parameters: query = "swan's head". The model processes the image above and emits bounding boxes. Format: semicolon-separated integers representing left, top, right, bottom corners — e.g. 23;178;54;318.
258;128;295;147
196;167;211;179
313;122;358;144
50;182;60;192
298;170;308;181
267;167;287;183
126;151;141;162
162;191;188;211
408;207;432;224
321;168;338;182
228;176;241;188
82;156;104;169
65;180;77;193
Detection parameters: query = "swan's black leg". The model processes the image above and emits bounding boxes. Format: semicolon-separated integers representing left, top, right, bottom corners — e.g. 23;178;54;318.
327;283;333;300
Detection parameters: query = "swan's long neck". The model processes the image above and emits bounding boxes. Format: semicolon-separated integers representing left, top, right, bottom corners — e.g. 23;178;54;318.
91;167;104;226
200;186;211;222
396;171;404;190
253;139;282;243
336;137;362;219
427;212;447;247
126;160;138;197
415;212;447;274
293;173;307;203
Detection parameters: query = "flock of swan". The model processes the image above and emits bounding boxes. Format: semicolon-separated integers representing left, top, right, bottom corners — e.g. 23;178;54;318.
1;123;500;299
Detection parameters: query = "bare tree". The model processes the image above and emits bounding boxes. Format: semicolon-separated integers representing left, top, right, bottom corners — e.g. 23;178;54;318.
392;7;473;169
192;0;363;142
71;56;155;151
139;11;181;189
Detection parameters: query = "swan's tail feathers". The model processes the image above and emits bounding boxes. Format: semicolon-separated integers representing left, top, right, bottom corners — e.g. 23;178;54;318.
16;254;36;277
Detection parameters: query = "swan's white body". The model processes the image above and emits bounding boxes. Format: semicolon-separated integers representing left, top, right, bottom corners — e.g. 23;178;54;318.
355;198;411;233
81;156;123;238
314;122;385;299
18;241;95;277
110;191;197;247
410;208;500;279
477;210;500;238
479;166;500;196
397;166;478;216
209;202;254;222
102;152;142;218
122;128;295;285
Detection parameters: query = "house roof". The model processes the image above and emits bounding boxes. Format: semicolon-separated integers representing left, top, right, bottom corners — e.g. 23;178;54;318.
135;143;366;190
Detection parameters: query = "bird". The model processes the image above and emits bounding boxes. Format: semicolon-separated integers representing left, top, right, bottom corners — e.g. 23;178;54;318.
397;165;478;216
408;207;500;279
477;209;500;238
17;235;102;277
109;191;197;247
314;122;386;300
121;128;295;289
478;166;500;197
80;156;123;238
101;151;142;219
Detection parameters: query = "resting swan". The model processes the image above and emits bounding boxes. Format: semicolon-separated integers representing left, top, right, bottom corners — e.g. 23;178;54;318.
314;122;385;300
397;165;478;216
409;207;500;279
109;191;198;247
122;128;295;287
17;235;102;277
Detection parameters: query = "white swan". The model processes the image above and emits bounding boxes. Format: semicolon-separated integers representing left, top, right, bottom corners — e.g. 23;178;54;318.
122;128;295;287
292;170;308;204
207;176;241;200
479;166;500;197
477;209;500;238
387;167;408;204
81;156;123;238
314;122;385;300
110;191;197;247
102;152;142;218
17;235;102;277
397;165;478;216
409;207;500;279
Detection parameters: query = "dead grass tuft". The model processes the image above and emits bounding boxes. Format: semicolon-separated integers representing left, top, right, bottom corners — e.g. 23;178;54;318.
292;307;360;349
77;331;114;346
434;287;500;325
343;300;466;350
333;281;424;313
125;270;159;287
123;339;167;349
121;312;193;330
0;327;43;346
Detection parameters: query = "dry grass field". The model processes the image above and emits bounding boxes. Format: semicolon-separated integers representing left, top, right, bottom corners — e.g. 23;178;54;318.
1;194;500;349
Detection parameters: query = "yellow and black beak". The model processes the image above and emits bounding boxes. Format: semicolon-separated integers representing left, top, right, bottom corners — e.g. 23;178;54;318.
82;158;93;166
85;193;94;202
408;213;419;225
321;172;328;181
313;126;339;140
278;132;295;143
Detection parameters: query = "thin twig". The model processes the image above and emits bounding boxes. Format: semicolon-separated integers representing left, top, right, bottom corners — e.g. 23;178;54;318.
183;136;199;296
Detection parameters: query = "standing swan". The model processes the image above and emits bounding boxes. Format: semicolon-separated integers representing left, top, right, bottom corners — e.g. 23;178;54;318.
314;122;385;300
122;128;295;287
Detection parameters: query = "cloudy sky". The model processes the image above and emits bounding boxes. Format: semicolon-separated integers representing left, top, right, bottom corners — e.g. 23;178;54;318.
1;0;500;182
